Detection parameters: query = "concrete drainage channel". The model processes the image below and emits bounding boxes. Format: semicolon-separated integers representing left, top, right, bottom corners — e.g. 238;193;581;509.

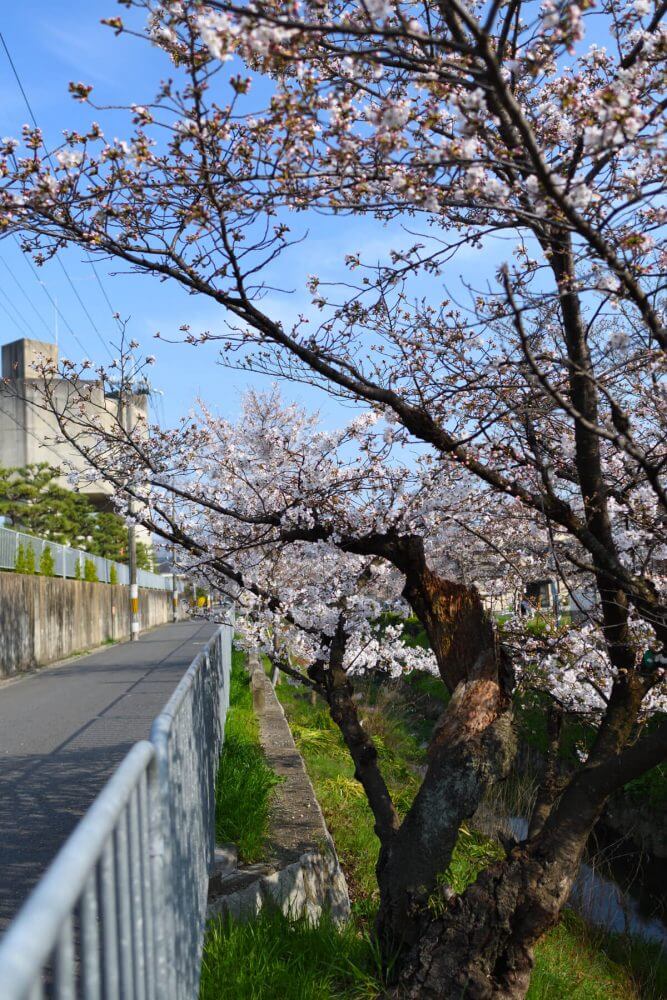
206;653;351;925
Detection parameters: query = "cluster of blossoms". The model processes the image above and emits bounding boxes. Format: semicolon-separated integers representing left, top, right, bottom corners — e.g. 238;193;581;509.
0;0;664;729
505;616;667;718
31;343;665;719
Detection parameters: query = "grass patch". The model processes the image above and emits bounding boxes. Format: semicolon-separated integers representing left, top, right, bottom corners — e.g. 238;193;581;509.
214;649;280;862
529;910;667;1000
276;681;423;909
200;908;380;1000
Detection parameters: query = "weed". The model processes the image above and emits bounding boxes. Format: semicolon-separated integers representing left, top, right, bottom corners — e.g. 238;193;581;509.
200;908;380;1000
214;650;281;862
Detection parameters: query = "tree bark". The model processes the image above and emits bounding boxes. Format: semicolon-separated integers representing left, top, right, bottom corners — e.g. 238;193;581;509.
320;617;401;844
372;542;518;956
390;688;667;998
393;840;571;1000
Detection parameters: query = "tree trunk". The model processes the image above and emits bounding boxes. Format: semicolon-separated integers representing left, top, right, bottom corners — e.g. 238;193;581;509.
368;542;519;956
375;683;515;955
387;674;665;998
391;840;575;1000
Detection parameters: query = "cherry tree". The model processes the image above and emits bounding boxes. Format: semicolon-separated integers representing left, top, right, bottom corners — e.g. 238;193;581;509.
28;356;666;997
2;0;667;993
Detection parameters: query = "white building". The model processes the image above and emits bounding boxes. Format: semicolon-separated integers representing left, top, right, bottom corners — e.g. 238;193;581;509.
0;337;148;513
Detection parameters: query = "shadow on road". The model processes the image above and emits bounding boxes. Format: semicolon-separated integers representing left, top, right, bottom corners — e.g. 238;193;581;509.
0;741;132;930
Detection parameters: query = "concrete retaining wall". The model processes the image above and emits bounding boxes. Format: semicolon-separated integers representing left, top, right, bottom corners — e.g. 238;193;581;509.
0;572;174;678
207;652;350;925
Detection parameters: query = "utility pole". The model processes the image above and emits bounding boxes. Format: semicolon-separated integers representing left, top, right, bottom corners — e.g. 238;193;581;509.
111;356;151;642
120;388;139;641
128;518;139;640
171;525;178;623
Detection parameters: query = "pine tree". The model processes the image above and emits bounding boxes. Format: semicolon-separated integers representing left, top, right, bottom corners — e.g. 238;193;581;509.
0;465;135;564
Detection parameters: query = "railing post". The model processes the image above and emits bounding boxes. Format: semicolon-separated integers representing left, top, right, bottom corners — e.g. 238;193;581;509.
149;718;178;999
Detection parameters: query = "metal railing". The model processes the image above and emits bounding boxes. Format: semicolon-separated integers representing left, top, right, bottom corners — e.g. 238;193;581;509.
0;618;233;1000
0;525;173;590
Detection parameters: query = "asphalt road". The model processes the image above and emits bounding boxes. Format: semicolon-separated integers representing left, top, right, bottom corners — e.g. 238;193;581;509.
0;618;218;931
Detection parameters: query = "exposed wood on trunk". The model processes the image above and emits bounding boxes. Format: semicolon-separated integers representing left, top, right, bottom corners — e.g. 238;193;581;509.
393;687;667;999
372;537;519;955
376;700;516;954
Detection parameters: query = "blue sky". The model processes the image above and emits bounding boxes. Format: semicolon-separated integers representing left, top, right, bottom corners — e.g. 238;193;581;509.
0;2;505;430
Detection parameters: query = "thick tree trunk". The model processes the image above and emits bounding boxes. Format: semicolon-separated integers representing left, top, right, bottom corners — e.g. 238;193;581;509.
375;683;515;954
392;841;575;1000
387;674;667;998
372;545;517;953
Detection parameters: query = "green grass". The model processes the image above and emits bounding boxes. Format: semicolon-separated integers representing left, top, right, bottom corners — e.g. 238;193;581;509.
276;681;424;908
529;911;667;1000
200;908;380;1000
214;649;281;862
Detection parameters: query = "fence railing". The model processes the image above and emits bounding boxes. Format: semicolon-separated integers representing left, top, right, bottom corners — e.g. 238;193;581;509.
0;525;173;591
0;618;233;1000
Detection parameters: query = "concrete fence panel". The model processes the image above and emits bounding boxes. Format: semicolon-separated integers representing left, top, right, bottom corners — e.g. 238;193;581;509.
0;574;178;678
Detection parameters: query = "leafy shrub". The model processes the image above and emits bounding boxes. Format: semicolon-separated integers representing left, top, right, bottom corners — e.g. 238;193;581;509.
84;558;99;582
15;543;37;575
74;559;82;580
14;543;27;574
39;546;55;577
109;563;118;585
22;545;36;575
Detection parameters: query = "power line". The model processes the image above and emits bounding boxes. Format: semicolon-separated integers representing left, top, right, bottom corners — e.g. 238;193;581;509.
87;255;123;327
0;254;53;337
15;238;90;358
0;31;39;134
0;295;32;339
0;283;35;339
0;28;115;361
55;257;114;358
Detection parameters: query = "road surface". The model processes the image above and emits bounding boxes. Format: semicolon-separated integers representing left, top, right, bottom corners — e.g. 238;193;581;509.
0;618;218;931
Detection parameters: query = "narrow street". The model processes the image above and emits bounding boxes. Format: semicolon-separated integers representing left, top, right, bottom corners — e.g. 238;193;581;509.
0;619;217;930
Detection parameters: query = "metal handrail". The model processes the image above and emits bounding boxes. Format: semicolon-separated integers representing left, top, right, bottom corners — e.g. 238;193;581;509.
0;524;174;591
0;742;157;996
0;618;233;999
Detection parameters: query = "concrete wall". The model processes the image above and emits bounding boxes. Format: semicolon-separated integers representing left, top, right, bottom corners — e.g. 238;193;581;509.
207;653;350;926
0;573;174;678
